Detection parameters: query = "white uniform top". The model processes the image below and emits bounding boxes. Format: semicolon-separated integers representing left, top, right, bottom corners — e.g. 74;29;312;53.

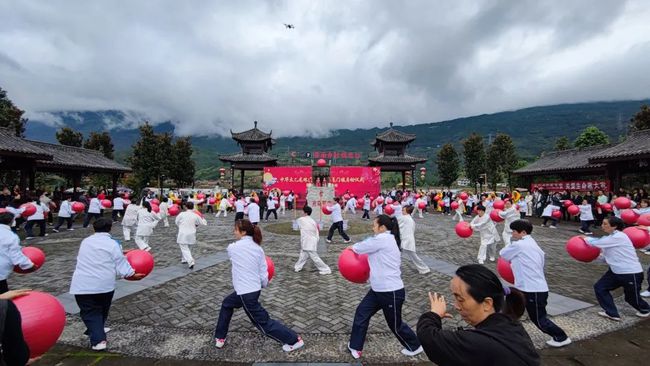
297;215;319;251
330;203;343;223
219;198;229;210
579;204;594;221
247;202;260;223
470;214;499;244
0;224;34;280
397;214;416;252
228;236;268;295
499;235;549;292
517;200;527;213
287;194;294;203
585;230;643;274
352;232;403;292
70;232;134;294
122;204;140;226
498;207;519;234
391;203;403;218
26;201;49;221
57;200;73;218
363;198;371;210
346;198;357;209
88;198;102;214
541;204;559;218
267;198;277;210
235;200;245;213
175;210;207;244
135;208;160;236
159;201;169;217
113;197;124;210
279;195;286;207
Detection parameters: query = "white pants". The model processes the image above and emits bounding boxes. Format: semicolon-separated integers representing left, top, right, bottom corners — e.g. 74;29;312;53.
402;250;430;274
178;243;195;266
135;235;151;250
279;205;286;215
216;208;227;217
123;225;135;241
454;211;464;222
477;241;497;262
294;250;331;274
502;230;512;247
161;216;169;227
417;208;424;218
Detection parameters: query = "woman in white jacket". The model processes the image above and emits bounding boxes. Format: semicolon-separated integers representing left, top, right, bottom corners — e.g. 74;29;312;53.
498;200;520;247
134;201;160;251
397;206;430;274
121;199;140;241
159;197;170;228
216;197;230;218
294;206;331;274
175;202;207;269
24;194;50;239
470;205;500;264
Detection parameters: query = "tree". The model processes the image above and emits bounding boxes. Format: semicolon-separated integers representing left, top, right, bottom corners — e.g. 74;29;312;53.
56;127;83;147
630;104;650;131
127;123;174;191
169;136;195;188
462;133;486;191
436;143;460;188
485;143;502;191
490;134;519;191
574;126;609;148
554;136;571;151
84;131;115;159
0;87;28;137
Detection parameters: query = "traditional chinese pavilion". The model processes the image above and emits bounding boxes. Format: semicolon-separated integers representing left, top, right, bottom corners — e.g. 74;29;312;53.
219;121;278;192
367;122;427;190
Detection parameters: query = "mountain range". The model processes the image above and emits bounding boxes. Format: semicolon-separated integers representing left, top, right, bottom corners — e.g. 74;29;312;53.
24;99;650;180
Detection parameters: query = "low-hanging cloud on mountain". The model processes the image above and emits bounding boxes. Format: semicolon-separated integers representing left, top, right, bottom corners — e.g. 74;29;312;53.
1;0;649;137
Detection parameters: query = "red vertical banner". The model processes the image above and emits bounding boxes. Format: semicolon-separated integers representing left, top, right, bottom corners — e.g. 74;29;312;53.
329;166;381;197
262;167;312;197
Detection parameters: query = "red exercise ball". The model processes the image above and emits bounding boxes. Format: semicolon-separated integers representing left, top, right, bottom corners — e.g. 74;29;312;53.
493;200;505;210
71;202;85;213
566;236;601;262
620;209;640;225
20;203;36;217
434;195;440;202
14;247;45;274
13;291;66;358
385;197;393;204
455;221;473;238
356;198;364;207
638;213;650;226
338;248;370;283
567;205;580;216
459;192;468;200
197;194;206;200
208;198;216;205
98;193;106;200
551;210;562;219
316;158;327;167
321;205;332;215
376;197;384;204
151;203;160;213
563;200;574;208
101;199;112;208
125;249;155;279
613;197;631;210
168;205;180;216
150;198;160;205
343;194;351;200
623;227;650;249
418;201;426;209
384;204;395;215
497;258;515;284
490;209;504;222
600;203;612;212
123;199;131;206
266;256;275;281
450;201;459;210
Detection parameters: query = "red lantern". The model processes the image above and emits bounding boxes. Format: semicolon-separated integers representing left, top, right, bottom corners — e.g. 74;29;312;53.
266;256;275;281
567;205;580;216
125;250;155;279
497;258;515;284
356;198;364;208
566;236;601;262
620;209;640;225
71;202;85;213
197;193;206;200
316;158;327;167
14;247;46;274
101;199;112;208
493;200;505;210
455;221;473;238
384;204;395;215
343;194;351;200
613;197;631;210
490;209;504;222
623;227;650;249
13;292;66;358
434;195;441;202
168;205;180;216
20;203;36;217
338;248;370;283
638;213;650;226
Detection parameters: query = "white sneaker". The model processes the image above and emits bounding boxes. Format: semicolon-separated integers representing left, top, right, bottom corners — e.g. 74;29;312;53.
215;338;225;348
478;260;485;264
546;338;572;348
325;239;332;243
104;327;111;333
144;246;152;252
91;340;107;351
640;290;650;298
419;269;431;275
282;336;304;352
597;311;621;321
549;226;557;229
401;345;423;356
319;270;332;275
344;239;351;244
347;343;362;359
489;257;495;262
636;311;650;318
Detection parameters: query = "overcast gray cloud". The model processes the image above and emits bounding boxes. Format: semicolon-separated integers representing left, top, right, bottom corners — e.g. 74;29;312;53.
0;0;648;137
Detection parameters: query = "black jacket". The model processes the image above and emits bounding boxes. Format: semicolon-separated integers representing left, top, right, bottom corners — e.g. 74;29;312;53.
417;312;539;366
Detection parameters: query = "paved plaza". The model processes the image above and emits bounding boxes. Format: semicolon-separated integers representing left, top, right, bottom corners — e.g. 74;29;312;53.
11;210;650;364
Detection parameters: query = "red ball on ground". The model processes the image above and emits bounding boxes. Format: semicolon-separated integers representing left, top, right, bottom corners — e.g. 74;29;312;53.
490;209;504;222
450;201;459;210
384;205;395;215
551;210;562;219
321;205;332;215
566;236;601;262
620;209;640;225
168;205;180;216
101;199;112;208
125;250;155;279
600;203;612;212
497;258;515;284
459;192;468;200
338;248;370;283
563;200;574;208
71;202;85;213
13;291;66;358
623;227;650;249
493;200;505;210
14;247;45;274
613;197;631;210
567;205;580;216
638;213;650;226
20;203;36;217
418;201;426;209
151;203;160;213
266;256;275;281
455;221;473;238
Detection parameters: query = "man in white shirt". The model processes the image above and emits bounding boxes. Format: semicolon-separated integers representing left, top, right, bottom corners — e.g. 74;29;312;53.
265;196;278;221
326;197;350;243
53;195;75;232
175;202;207;269
294;206;331;274
83;194;103;228
247;200;260;225
0;212;36;293
24;194;50;239
234;196;245;221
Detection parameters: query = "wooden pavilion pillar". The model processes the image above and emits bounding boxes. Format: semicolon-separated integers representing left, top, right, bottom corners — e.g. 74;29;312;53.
240;169;245;193
401;171;406;191
111;173;119;199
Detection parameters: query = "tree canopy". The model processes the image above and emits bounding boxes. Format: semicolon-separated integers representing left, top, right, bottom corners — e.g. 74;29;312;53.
0;87;28;137
84;131;115;159
554;136;571;151
56;127;83;147
574;126;609;148
436;143;460;188
462;133;486;188
630;104;650;131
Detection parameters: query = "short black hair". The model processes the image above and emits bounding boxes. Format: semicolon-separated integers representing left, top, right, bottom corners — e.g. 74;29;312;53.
93;217;113;233
185;201;194;210
605;216;625;231
303;205;312;215
476;205;486;212
0;212;14;225
510;219;533;234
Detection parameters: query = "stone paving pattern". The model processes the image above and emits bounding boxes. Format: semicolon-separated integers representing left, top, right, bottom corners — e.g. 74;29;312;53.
10;209;650;363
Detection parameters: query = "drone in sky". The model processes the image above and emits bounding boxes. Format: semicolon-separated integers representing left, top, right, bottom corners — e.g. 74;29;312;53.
284;23;295;29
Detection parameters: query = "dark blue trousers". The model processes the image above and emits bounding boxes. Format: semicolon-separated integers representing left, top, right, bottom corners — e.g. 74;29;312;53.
75;291;114;346
349;288;420;351
594;269;650;317
214;291;298;345
83;212;102;227
523;291;568;341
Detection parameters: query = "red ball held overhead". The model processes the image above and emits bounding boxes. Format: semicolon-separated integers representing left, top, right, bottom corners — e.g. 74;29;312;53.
567;205;580;216
151;203;160;213
125;250;155;279
150;198;160;205
566;236;601;262
493;200;505;210
266;256;275;281
622;227;650;249
20;203;36;217
613;197;632;210
455;221;473;238
13;291;66;358
490;209;504;222
620;209;640;225
14;247;46;274
497;258;515;284
338;248;370;283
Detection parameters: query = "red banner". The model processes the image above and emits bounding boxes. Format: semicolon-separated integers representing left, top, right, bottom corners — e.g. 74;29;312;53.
531;180;610;192
329;166;381;197
262;167;312;197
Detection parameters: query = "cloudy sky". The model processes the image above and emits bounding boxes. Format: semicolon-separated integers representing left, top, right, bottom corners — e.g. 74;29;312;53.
1;0;649;137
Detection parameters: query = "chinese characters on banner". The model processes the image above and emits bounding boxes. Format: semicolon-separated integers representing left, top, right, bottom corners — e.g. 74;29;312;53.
262;167;312;197
313;151;362;160
329;166;381;197
531;180;611;192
